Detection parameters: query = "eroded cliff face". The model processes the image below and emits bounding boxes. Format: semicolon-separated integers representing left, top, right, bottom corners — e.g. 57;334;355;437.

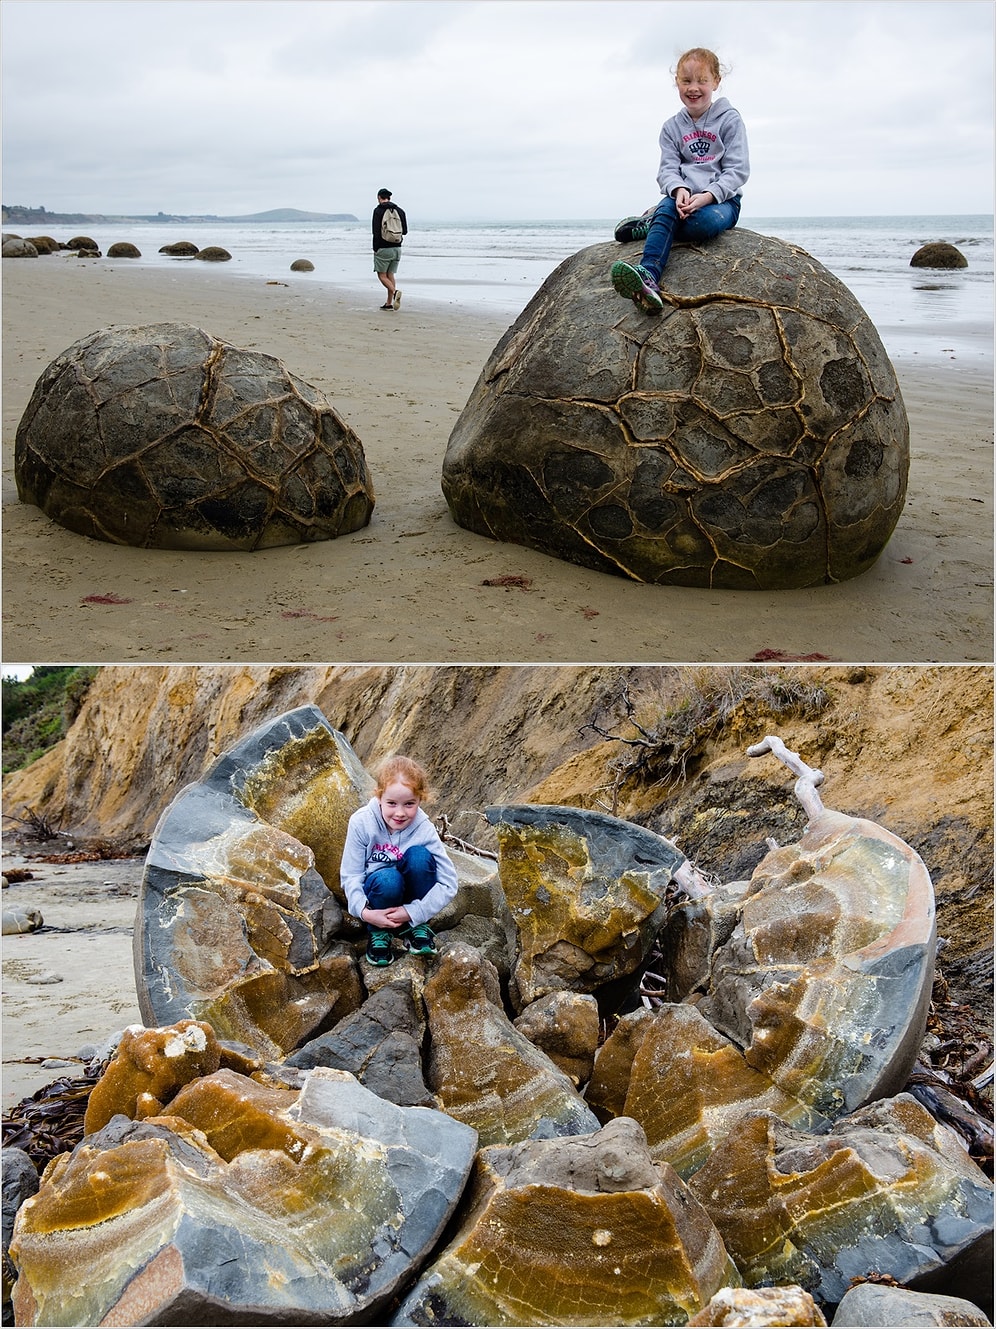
2;664;991;1013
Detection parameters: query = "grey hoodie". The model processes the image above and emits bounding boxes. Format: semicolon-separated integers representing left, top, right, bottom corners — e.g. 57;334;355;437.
656;96;750;205
340;796;458;926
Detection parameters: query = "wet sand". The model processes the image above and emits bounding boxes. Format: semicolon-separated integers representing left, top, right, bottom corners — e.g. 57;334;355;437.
2;849;143;1111
2;257;992;664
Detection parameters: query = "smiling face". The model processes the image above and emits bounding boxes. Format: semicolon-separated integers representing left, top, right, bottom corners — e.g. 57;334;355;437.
676;60;721;119
379;780;420;832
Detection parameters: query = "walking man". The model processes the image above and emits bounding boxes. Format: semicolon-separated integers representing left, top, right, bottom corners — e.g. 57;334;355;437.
372;188;408;310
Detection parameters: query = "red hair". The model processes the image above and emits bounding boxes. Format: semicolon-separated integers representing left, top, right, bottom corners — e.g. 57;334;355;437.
675;48;725;82
374;754;430;802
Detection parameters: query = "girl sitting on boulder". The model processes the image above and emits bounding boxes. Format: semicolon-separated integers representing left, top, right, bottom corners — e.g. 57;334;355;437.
611;47;750;314
341;754;458;967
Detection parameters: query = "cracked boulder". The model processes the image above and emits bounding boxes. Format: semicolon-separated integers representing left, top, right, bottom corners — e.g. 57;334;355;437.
135;705;373;1060
485;803;686;1007
392;1117;741;1326
10;1068;478;1326
442;230;908;588
14;322;375;549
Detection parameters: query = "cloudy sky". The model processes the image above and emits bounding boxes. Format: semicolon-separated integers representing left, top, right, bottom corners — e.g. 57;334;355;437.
2;0;992;221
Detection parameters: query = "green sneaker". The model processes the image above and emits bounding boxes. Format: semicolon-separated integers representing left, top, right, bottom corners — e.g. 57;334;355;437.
610;261;664;315
613;213;652;243
400;923;437;956
365;928;395;966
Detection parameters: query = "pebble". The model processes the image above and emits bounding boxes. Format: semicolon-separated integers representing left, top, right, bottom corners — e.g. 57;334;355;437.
24;971;63;985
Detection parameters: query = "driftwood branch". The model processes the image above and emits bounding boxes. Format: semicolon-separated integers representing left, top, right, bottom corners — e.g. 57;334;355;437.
435;813;498;862
747;735;825;821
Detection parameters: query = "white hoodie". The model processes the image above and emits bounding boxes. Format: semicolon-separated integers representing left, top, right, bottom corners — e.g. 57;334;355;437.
340;797;459;926
656;96;750;205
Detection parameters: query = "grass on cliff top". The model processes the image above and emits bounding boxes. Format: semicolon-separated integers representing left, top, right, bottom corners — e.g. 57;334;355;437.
2;666;98;775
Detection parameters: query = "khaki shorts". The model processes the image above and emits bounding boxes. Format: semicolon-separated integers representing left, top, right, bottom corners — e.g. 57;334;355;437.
374;247;401;274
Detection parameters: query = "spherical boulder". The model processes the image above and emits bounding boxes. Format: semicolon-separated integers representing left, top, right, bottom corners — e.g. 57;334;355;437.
106;241;141;258
442;229;909;589
195;245;231;262
66;235;98;250
159;241;199;256
291;258;315;272
14;322;375;550
2;238;38;258
910;241;968;269
25;235;60;254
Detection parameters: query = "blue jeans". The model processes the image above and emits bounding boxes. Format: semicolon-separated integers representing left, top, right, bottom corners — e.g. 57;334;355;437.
365;844;436;930
640;194;741;282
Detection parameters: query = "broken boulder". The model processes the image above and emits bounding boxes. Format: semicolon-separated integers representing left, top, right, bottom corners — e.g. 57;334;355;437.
485;803;686;1007
11;1068;478;1326
135;705;373;1059
392;1116;741;1326
686;1096;994;1314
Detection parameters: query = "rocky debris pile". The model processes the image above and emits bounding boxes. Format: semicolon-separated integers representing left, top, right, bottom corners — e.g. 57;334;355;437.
14;323;375;551
442;230;909;590
4;706;992;1326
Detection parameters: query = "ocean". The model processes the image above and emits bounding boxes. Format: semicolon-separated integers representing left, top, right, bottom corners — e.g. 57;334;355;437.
67;214;994;363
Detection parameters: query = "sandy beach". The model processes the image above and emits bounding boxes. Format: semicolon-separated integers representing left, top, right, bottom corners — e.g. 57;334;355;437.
1;847;143;1112
2;256;992;665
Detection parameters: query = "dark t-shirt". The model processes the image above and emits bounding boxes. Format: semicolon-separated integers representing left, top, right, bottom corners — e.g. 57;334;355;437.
372;202;408;251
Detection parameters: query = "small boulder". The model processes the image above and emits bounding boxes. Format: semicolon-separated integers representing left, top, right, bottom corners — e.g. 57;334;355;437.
1;905;43;934
65;235;98;250
82;1019;223;1134
831;1284;992;1326
159;240;199;256
513;991;600;1086
195;245;231;261
24;236;59;254
910;241;968;269
690;1286;828;1325
106;241;141;258
290;258;315;272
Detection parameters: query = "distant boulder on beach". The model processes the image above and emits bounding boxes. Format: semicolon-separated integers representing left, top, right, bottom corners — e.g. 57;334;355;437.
2;238;38;258
159;240;199;256
107;242;141;259
195;245;231;262
290;258;315;272
910;241;968;269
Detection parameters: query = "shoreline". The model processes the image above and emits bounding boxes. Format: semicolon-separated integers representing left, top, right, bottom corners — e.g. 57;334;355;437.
2;258;992;665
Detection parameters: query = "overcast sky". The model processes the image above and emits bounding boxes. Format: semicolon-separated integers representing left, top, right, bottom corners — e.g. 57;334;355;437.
2;0;993;221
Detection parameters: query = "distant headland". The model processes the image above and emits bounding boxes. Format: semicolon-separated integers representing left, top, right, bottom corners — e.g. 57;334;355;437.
2;205;359;225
